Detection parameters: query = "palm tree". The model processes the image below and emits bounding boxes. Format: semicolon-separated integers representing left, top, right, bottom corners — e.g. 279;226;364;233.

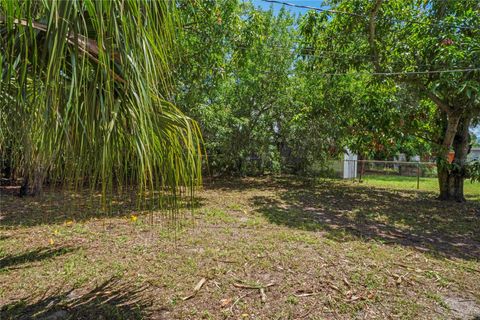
0;1;202;208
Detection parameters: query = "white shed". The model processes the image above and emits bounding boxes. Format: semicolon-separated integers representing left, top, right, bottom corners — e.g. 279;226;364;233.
343;149;358;179
327;149;358;179
469;147;480;161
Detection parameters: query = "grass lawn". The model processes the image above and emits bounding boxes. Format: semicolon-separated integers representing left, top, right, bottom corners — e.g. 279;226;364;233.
0;176;479;319
361;175;480;201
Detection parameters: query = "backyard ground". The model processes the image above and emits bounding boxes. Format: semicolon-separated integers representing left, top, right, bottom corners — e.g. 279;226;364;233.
0;176;479;319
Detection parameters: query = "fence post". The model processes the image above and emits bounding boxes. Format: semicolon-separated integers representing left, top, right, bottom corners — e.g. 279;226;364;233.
359;160;363;183
417;162;420;189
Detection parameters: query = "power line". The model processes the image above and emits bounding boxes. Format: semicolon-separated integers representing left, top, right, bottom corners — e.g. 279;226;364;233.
262;0;480;31
230;45;478;72
195;43;479;75
233;44;377;59
185;39;479;72
262;0;364;17
218;65;480;77
315;67;480;77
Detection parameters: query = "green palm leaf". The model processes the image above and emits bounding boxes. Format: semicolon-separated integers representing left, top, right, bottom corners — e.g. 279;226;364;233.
0;0;202;216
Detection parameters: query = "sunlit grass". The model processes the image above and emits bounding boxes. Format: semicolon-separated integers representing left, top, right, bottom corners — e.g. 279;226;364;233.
1;177;479;319
360;174;480;201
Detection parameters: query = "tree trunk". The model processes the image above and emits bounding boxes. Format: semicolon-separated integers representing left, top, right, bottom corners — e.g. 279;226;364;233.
450;115;471;201
18;167;44;197
437;114;471;201
19;175;29;197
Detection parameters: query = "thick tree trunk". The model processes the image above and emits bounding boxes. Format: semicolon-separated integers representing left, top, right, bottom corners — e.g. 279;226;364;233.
451;115;471;201
420;87;475;202
437;113;459;200
437;164;451;200
437;115;471;202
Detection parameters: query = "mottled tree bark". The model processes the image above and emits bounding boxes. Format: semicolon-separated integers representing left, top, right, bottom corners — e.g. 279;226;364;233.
437;114;471;201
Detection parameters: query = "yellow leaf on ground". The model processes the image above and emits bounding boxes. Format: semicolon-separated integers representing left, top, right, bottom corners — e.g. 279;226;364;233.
220;298;232;307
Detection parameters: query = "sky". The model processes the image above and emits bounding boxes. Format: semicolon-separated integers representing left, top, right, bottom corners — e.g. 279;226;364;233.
473;127;480;138
250;0;316;16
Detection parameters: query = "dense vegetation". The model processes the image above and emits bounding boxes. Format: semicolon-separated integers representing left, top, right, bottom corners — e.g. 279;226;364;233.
173;0;480;200
0;1;202;205
1;0;479;202
1;2;480;319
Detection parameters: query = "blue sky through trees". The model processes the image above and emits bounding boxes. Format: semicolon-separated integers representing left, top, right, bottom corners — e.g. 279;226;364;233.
251;0;315;15
248;0;480;141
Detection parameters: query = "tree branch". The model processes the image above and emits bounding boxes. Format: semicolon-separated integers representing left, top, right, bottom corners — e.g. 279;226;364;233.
442;113;461;152
399;75;452;114
369;0;383;72
425;91;451;114
0;16;126;84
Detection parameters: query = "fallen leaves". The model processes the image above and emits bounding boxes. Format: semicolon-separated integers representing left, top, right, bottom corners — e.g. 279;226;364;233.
2;177;479;319
326;281;341;293
344;289;377;303
182;277;207;301
348;294;361;302
232;282;275;290
226;280;275;310
220;297;232;307
260;288;267;303
294;290;322;298
390;272;410;286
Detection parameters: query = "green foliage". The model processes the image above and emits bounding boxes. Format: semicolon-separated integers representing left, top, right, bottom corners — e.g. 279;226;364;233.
297;0;480;197
468;160;480;182
175;1;300;174
0;1;202;210
3;0;476;203
471;132;480;147
299;1;478;155
173;0;460;177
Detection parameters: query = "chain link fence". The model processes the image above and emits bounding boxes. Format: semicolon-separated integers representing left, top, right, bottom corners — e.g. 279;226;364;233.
331;159;438;190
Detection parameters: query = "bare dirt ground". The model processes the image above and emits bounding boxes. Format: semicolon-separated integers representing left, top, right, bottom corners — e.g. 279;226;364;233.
1;176;479;319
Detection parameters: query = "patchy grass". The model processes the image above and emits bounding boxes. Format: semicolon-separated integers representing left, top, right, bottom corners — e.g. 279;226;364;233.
0;176;479;319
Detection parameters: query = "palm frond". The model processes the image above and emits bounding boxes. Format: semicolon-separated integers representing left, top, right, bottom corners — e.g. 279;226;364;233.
0;0;202;216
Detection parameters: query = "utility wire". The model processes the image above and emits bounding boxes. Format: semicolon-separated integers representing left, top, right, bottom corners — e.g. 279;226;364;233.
218;66;480;77
262;0;480;31
233;45;377;59
262;0;365;17
199;44;480;75
315;67;480;76
231;45;478;72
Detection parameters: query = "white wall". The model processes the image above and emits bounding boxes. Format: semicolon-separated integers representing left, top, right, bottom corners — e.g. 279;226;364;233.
343;149;357;179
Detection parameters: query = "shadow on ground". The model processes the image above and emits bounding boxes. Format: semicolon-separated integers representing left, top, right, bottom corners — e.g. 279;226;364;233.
0;246;76;271
1;176;479;261
0;278;163;320
0;186;204;227
248;178;480;261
